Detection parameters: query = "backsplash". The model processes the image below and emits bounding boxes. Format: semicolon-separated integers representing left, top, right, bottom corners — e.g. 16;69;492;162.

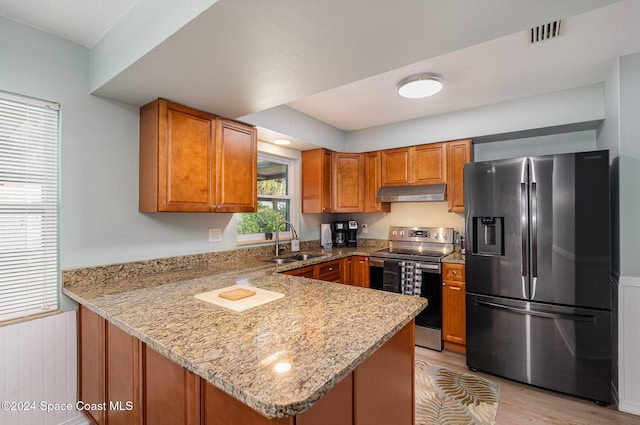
62;239;387;287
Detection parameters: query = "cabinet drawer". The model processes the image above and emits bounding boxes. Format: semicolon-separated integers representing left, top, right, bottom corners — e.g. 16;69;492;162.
442;263;465;282
283;265;315;278
316;259;343;282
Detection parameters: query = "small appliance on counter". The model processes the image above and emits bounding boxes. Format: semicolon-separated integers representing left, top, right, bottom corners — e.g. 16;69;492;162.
332;221;348;247
333;220;359;247
320;224;332;249
346;220;358;247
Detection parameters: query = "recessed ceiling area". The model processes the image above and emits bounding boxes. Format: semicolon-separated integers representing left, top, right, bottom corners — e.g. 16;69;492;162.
1;0;639;147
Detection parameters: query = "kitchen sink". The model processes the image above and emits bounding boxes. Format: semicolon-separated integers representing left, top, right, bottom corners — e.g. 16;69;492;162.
263;254;321;264
263;258;298;264
285;254;321;261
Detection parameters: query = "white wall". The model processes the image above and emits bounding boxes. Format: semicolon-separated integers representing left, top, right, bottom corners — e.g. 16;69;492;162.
344;84;604;152
474;130;598;162
1;17;317;271
613;52;640;416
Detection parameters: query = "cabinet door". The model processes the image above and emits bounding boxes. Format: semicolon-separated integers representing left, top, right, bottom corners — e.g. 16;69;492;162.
349;256;370;288
215;119;257;212
79;306;105;425
143;345;200;425
106;322;141;425
446;139;472;212
443;263;466;349
381;147;411;187
364;152;390;212
158;100;214;212
332;152;364;212
302;149;333;213
412;142;446;185
442;280;466;345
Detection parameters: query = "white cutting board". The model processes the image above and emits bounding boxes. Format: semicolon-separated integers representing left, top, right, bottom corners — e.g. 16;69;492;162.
195;285;284;312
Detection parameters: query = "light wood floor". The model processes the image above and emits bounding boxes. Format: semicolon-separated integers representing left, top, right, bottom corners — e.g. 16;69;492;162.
415;347;640;425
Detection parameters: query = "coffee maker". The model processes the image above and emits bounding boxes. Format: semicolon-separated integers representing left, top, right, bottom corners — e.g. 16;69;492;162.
346;220;358;247
332;221;348;247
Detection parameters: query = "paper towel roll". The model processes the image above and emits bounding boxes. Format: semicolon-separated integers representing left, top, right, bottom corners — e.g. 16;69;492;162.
321;224;332;249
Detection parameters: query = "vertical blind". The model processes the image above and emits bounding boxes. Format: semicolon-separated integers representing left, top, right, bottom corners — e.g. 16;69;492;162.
0;92;59;322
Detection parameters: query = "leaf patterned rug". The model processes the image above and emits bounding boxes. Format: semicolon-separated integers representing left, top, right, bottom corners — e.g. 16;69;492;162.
415;359;500;425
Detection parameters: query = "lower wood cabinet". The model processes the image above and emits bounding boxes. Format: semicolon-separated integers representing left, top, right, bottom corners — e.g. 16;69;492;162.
442;263;466;353
282;258;346;283
143;345;200;425
79;306;105;425
346;256;370;288
106;321;141;425
78;306;415;425
315;258;344;282
283;256;371;288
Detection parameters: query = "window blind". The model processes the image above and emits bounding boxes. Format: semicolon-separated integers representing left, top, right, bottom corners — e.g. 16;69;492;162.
0;92;59;322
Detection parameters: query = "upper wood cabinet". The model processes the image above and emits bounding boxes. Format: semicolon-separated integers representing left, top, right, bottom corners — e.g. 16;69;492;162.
332;152;365;213
302;149;365;213
139;99;257;213
364;151;391;213
446;139;472;212
381;142;446;187
302;148;333;213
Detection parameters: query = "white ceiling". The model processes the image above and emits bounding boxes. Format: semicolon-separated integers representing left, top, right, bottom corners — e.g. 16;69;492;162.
0;0;136;48
2;0;639;146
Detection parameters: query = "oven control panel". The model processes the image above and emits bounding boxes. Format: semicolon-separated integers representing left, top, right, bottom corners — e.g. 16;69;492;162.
388;226;454;243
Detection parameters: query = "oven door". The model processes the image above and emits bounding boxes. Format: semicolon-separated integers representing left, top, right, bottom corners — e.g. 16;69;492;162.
369;257;384;291
377;258;443;350
414;262;443;351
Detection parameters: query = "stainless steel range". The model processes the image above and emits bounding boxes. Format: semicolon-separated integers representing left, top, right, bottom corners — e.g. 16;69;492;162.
369;226;454;351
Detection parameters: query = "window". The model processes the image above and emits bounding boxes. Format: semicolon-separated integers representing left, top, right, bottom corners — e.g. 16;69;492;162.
0;92;59;323
237;154;294;242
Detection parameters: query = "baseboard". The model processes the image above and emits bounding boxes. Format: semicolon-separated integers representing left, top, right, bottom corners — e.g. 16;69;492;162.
619;400;640;416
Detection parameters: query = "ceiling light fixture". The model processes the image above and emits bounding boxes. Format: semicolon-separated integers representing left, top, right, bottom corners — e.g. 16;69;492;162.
273;138;291;145
397;73;444;99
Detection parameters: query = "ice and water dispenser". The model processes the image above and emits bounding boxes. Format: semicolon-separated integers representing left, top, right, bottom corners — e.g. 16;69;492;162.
472;217;504;256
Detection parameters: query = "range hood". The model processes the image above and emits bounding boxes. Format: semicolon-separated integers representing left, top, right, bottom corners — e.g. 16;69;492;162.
375;184;447;203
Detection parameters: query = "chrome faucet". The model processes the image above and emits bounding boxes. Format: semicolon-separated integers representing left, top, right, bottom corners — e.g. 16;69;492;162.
275;220;298;257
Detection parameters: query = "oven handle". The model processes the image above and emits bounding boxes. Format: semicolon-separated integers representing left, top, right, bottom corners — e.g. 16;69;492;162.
369;257;441;274
369;257;384;268
415;263;441;274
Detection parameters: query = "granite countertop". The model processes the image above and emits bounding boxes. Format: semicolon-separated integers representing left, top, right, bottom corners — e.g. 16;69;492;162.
63;247;426;418
442;252;465;265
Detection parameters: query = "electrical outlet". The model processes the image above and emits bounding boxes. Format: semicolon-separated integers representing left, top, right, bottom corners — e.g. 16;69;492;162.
361;224;368;234
208;228;222;242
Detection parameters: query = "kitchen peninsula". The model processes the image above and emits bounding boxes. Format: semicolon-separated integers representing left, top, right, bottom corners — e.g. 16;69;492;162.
63;249;425;425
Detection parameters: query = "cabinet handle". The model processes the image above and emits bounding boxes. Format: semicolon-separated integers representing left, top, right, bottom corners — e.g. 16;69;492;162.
452;270;457;275
328;267;334;271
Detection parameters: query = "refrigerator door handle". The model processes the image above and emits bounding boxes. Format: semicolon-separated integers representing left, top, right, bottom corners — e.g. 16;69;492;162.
475;300;596;323
530;181;538;298
520;181;529;298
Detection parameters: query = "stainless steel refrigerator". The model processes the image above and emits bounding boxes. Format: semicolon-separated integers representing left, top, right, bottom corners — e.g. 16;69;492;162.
464;150;612;404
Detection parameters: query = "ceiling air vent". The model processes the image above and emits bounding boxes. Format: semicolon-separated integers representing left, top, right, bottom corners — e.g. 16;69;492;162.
530;20;562;43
